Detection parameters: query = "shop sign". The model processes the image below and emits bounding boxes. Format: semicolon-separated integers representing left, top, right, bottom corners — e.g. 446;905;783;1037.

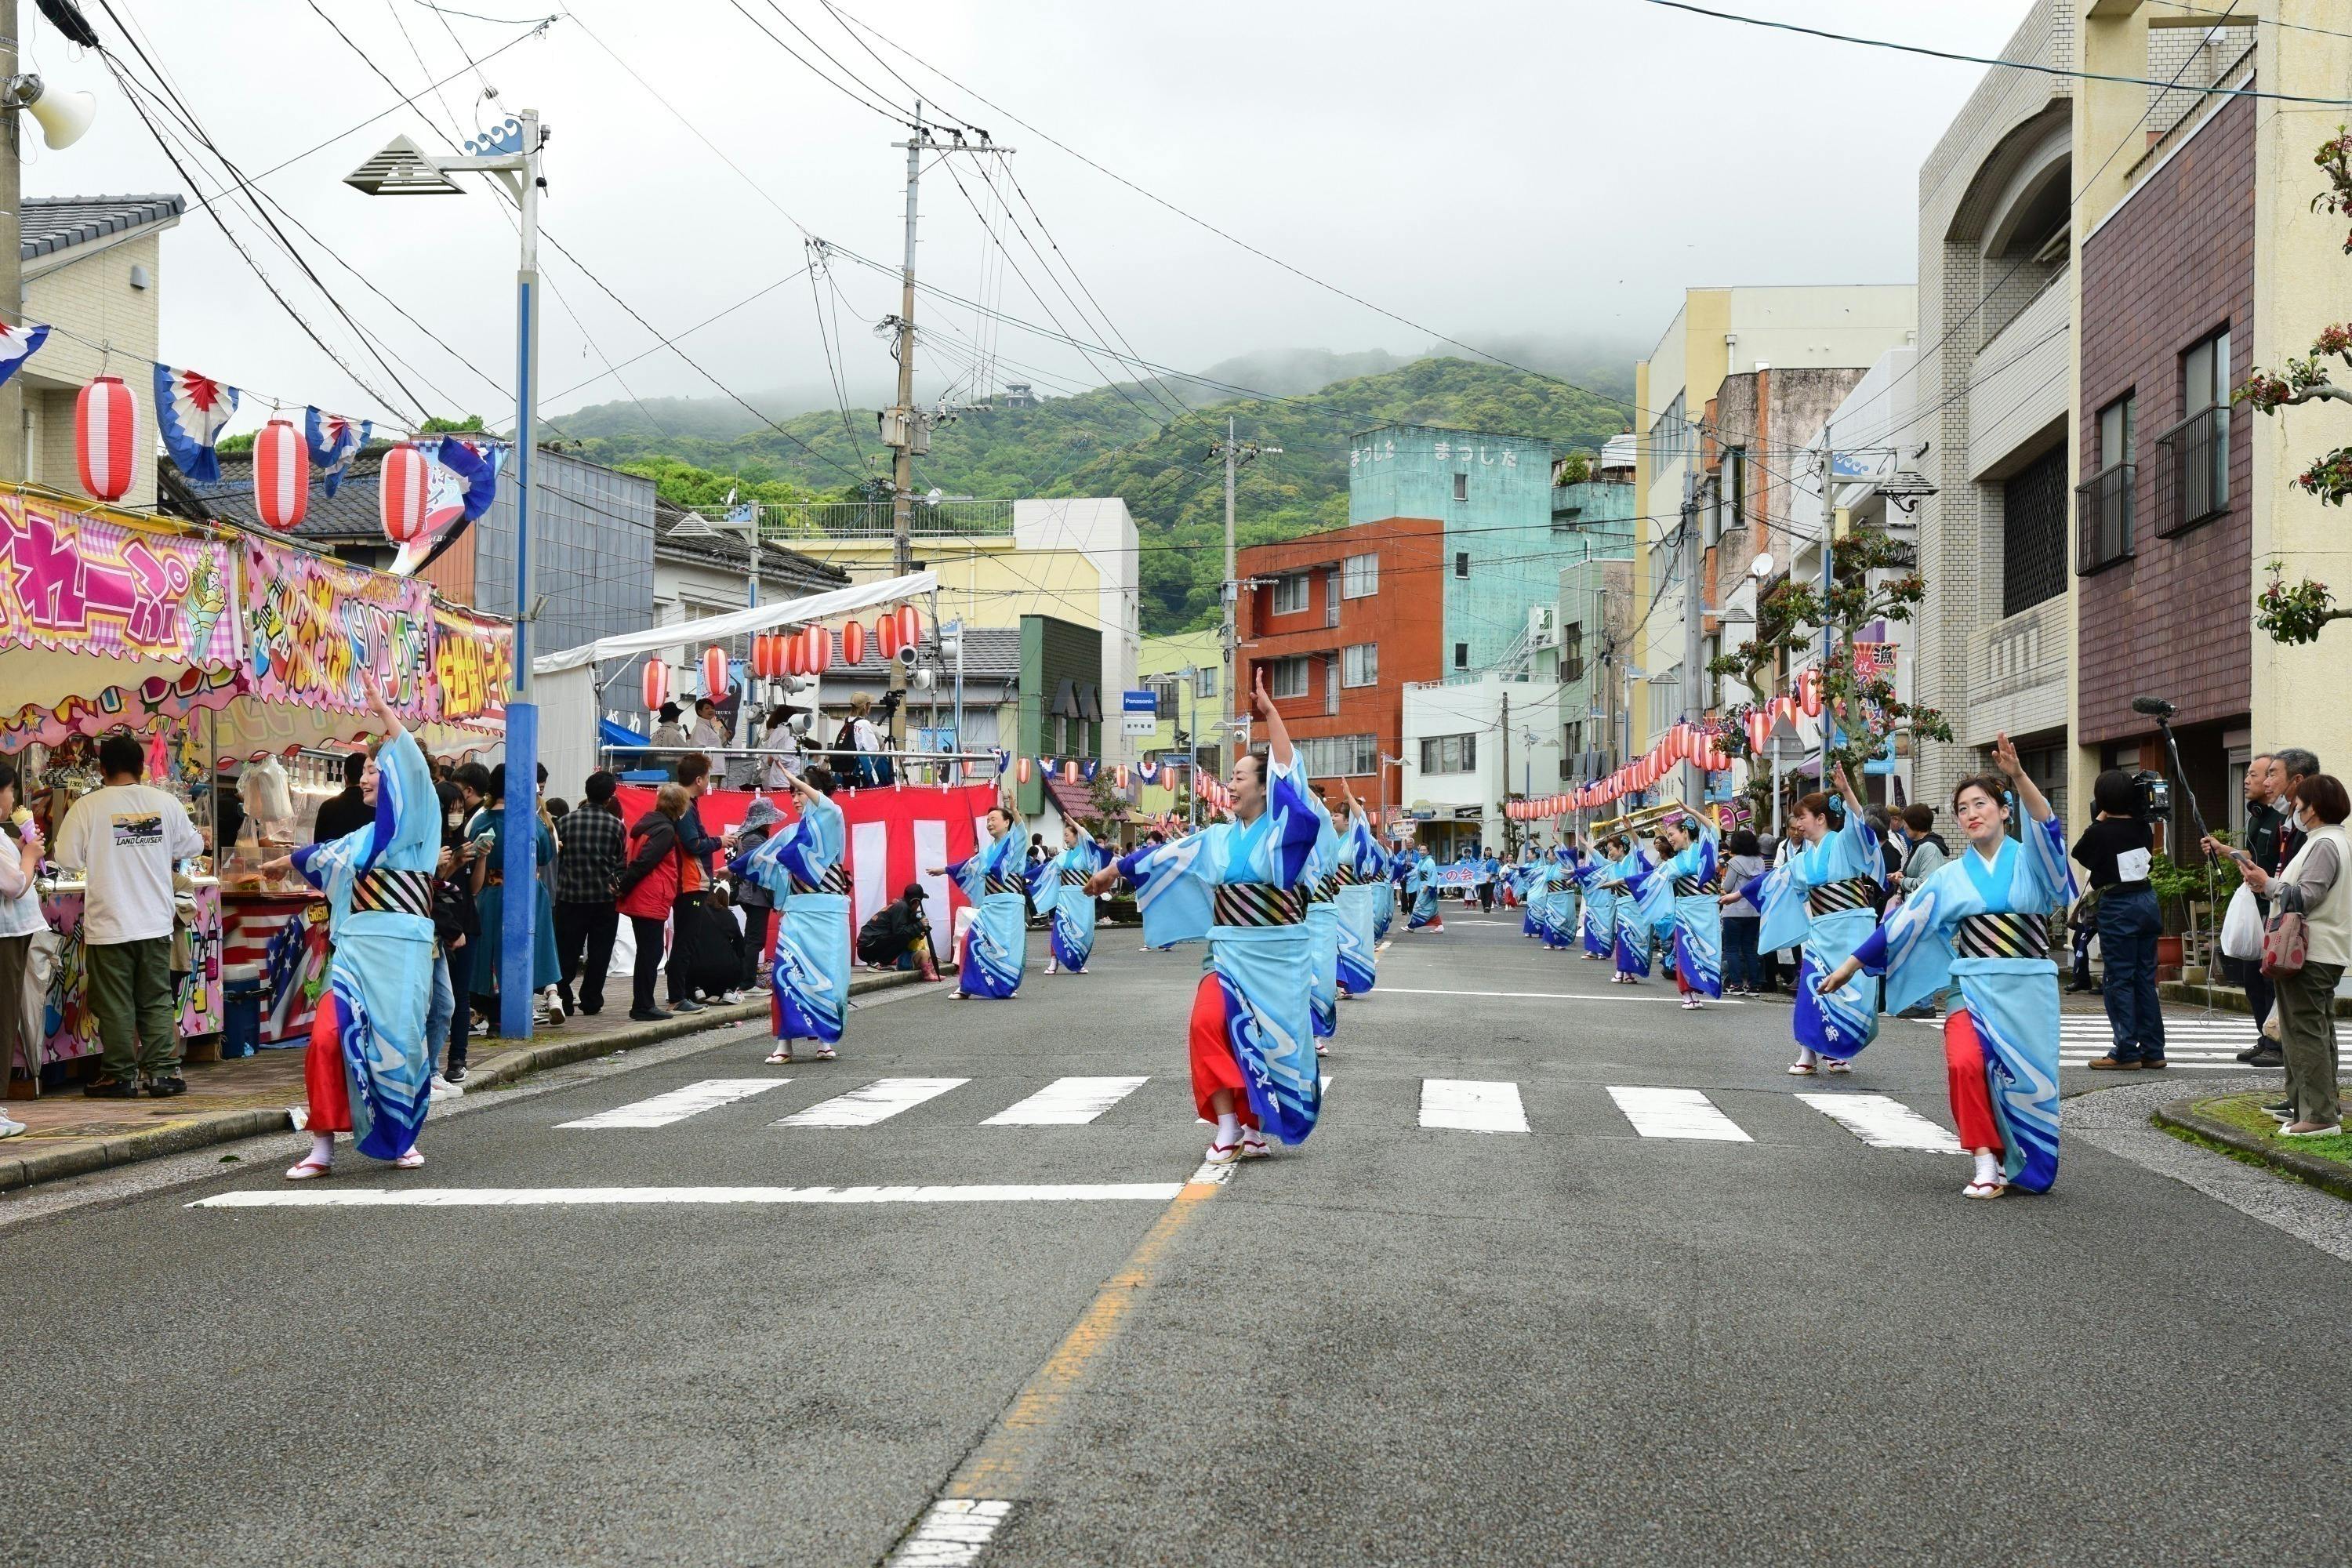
433;604;512;726
1120;689;1157;737
242;539;433;719
0;497;238;665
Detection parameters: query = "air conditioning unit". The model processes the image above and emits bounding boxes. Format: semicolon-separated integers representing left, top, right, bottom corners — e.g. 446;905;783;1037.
1526;605;1559;649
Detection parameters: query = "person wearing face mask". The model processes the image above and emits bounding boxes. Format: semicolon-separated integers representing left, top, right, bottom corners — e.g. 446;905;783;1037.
1820;733;2073;1200
1730;763;1883;1075
2234;773;2350;1138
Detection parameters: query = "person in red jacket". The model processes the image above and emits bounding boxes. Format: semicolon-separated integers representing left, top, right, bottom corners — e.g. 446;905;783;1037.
617;783;688;1021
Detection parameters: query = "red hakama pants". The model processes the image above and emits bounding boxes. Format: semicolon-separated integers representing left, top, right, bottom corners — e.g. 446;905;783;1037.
1188;973;1258;1130
1944;1008;2002;1155
303;996;354;1134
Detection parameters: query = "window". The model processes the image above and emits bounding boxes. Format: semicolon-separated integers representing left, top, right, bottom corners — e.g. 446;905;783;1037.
1298;734;1377;778
1195;666;1217;699
1419;733;1477;775
2078;393;2136;575
1703;633;1722;708
1564;720;1585;757
1325;570;1341;628
1562;620;1585;683
1269;655;1310;699
1727;446;1746;531
1342;643;1378;688
2002;445;2067;615
1454;550;1470;579
1341;552;1379;598
1150;677;1180;720
1053;714;1067;753
1324;654;1340;716
1454;641;1469;670
1272;573;1310;615
2160;328;2231;534
1453;472;1468;503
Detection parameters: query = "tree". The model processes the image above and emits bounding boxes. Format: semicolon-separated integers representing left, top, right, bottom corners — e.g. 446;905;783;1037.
2240;128;2352;642
1708;525;1951;813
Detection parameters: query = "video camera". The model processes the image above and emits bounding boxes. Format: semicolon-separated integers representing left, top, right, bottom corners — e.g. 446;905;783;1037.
2133;768;2172;821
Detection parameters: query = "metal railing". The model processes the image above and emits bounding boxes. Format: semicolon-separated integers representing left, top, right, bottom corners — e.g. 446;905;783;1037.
2074;461;2135;575
2155;405;2228;536
684;499;1018;542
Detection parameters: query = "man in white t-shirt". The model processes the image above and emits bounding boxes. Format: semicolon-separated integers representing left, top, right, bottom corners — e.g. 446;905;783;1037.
53;733;205;1098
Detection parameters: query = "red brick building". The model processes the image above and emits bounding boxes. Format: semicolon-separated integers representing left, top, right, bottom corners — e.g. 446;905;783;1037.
1236;518;1445;810
2075;91;2253;840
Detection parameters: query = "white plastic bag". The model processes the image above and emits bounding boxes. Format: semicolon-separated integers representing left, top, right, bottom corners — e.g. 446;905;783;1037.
2221;881;2264;960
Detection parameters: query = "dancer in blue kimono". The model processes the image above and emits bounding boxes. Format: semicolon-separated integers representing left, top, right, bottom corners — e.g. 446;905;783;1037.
1610;840;1657;983
1029;818;1111;975
732;766;849;1062
932;800;1027;1000
1581;841;1619;960
1514;852;1541;938
269;673;437;1179
1743;763;1883;1075
1654;816;1722;1008
1820;734;2071;1198
1334;786;1387;1000
1303;790;1343;1049
1087;673;1320;1165
1553;840;1586;952
1404;848;1446;931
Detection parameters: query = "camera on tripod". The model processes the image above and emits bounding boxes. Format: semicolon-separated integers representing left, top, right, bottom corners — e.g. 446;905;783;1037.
2134;768;2172;819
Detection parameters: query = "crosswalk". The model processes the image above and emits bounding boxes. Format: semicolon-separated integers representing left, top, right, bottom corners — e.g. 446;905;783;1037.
1897;1011;2269;1069
550;1074;1976;1151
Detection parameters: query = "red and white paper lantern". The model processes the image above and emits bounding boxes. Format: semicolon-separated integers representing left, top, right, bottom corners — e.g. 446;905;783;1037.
894;604;922;652
842;619;867;666
752;633;786;681
876;613;903;662
700;646;729;702
801;624;833;675
74;375;138;503
641;659;669;713
252;417;309;532
381;443;431;545
1798;667;1824;718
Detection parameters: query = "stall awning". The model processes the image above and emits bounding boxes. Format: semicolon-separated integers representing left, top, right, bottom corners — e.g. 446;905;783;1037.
533;572;938;676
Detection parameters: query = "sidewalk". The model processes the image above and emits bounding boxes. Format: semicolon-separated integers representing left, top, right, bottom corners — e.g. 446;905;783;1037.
0;970;924;1193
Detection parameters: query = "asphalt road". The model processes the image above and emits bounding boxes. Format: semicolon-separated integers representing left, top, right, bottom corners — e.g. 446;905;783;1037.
9;908;2350;1567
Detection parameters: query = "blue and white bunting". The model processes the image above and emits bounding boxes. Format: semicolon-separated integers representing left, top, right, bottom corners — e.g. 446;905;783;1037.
0;321;50;389
303;408;371;498
153;362;240;482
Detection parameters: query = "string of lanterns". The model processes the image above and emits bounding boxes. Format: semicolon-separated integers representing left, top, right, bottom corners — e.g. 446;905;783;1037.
652;608;930;707
1504;668;1835;822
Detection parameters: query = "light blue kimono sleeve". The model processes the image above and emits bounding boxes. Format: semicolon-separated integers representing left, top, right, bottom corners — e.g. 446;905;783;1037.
1259;758;1323;889
731;823;795;899
2020;813;2077;912
1858;861;1958;1014
1116;830;1214;947
1755;863;1810;953
1837;808;1886;887
1025;851;1061;917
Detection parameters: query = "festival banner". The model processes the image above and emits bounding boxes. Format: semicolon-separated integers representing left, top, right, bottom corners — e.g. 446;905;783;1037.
432;602;513;728
241;537;433;719
0;497;238;665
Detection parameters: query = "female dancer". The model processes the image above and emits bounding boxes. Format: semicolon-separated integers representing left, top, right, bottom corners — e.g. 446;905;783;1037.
932;801;1028;1000
1819;734;2071;1197
1334;785;1386;1000
1305;790;1343;1048
1029;818;1110;975
1404;847;1446;932
1581;840;1619;960
1087;673;1321;1164
269;673;438;1179
1553;840;1585;953
1747;764;1882;1074
1610;840;1656;984
732;765;848;1063
1653;817;1722;1009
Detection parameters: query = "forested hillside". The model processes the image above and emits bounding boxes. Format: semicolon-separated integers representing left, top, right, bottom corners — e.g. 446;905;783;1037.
563;355;1632;633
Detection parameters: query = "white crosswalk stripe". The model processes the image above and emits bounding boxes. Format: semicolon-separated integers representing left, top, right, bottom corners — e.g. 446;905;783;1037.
1795;1092;1962;1152
982;1076;1149;1126
1419;1079;1528;1133
775;1077;969;1128
557;1079;790;1130
1608;1086;1751;1142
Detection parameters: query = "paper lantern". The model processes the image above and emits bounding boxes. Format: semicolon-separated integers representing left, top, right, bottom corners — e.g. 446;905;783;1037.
252;417;308;532
641;660;669;713
1744;706;1772;756
1798;667;1823;718
895;604;922;651
381;443;431;544
750;633;782;681
876;613;902;662
74;375;138;502
802;624;833;675
1015;756;1033;786
843;619;867;666
700;646;728;701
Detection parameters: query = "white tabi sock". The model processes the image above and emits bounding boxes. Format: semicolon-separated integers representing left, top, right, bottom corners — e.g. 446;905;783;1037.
310;1133;336;1167
1214;1112;1240;1146
1972;1150;2000;1186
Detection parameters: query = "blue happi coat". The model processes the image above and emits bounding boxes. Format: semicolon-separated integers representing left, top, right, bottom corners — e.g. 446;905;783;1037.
949;826;1028;998
1029;829;1111;972
1751;809;1886;1059
290;728;437;1161
1655;832;1723;997
1335;810;1387;996
1117;758;1323;1143
732;791;849;1044
1853;818;2075;1192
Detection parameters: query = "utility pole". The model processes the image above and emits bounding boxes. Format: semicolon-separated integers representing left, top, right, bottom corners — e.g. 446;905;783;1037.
0;0;24;482
1210;418;1279;750
883;109;1005;752
1680;469;1706;808
1499;690;1509;855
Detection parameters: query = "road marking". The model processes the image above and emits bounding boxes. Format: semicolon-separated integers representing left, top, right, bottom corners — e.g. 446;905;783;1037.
982;1076;1149;1126
1795;1092;1963;1152
1608;1086;1752;1142
1419;1079;1529;1134
775;1077;968;1127
556;1078;789;1129
1383;986;1746;1005
889;1499;1011;1566
188;1183;1185;1209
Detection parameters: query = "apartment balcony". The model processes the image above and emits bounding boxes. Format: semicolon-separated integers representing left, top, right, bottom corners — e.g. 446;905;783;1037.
2074;462;2135;575
1968;268;2070;479
2154;404;2229;538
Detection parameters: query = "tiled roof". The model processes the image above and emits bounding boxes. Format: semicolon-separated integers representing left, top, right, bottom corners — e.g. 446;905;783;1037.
176;445;393;541
653;498;848;595
21;194;183;260
822;625;1023;682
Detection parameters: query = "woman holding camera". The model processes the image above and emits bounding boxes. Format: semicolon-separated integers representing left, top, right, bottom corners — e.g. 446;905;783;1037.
2074;769;2166;1071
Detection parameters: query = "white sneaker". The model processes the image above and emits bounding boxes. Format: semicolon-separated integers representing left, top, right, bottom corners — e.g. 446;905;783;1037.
721;989;745;1005
543;985;566;1018
430;1074;465;1099
0;1115;25;1138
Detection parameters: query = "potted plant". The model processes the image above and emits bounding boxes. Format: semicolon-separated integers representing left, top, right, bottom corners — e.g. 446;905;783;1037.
2148;845;2242;981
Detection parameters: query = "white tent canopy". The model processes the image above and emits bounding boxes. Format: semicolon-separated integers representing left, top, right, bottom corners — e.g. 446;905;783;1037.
533;571;939;676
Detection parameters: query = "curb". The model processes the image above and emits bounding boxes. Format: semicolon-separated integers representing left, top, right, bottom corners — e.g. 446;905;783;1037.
2151;1097;2352;1203
0;969;924;1194
2157;980;2352;1018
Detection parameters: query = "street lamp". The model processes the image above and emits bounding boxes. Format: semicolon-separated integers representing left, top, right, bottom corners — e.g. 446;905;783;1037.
348;113;549;1040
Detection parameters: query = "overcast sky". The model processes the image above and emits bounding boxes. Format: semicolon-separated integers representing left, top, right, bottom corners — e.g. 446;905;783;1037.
30;0;2029;434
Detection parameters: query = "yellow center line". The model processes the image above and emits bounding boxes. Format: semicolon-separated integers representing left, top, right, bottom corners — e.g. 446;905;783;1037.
942;1174;1219;1501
